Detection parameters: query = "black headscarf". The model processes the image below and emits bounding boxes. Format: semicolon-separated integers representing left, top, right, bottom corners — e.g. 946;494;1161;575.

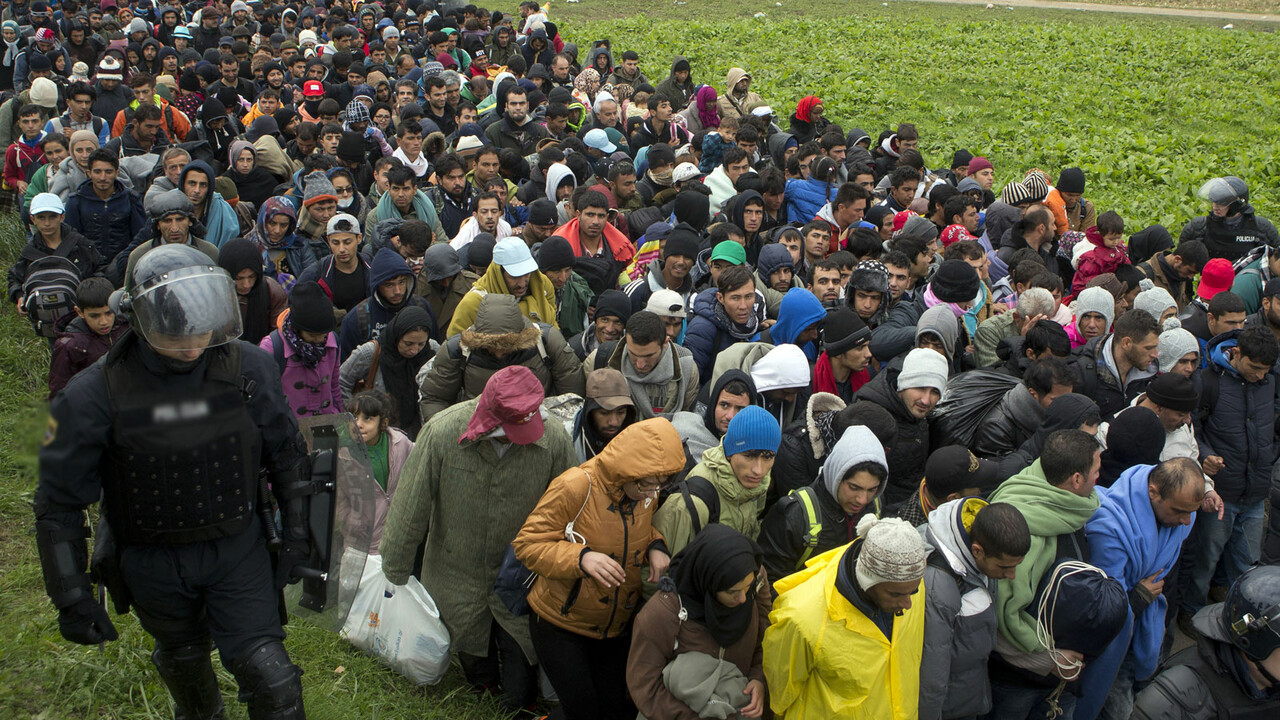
1099;406;1165;487
217;238;272;345
378;306;434;439
667;524;763;648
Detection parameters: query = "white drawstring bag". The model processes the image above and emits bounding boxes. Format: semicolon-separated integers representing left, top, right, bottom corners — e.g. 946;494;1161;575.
340;554;451;686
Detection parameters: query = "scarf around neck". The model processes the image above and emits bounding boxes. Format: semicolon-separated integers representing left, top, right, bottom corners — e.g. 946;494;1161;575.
282;319;328;368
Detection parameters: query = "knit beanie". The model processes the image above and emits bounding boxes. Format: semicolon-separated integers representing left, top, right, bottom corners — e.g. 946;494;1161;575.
1145;372;1198;413
929;259;980;304
901;214;939;243
288;281;336;334
302;171;339;207
536;235;576;272
1057;168;1086;194
98;55;124;81
967;156;993;176
1023;173;1050;202
854;515;928;590
1085;272;1122;300
1157;327;1200;373
897;348;948;394
999;180;1033;206
464;232;497;270
1133;279;1177;323
593;290;632;323
663;223;701;262
822;307;870;357
721;405;781;457
337;131;366;163
1075;287;1116;332
29;78;59;109
951;149;974;170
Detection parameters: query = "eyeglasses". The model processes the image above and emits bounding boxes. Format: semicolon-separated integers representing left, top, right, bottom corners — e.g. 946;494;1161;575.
332;185;354;195
634;477;666;491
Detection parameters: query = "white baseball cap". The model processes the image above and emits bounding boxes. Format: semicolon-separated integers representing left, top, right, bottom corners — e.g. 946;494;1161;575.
646;289;687;318
672;162;701;183
583;128;617;154
326;213;361;236
29;192;65;216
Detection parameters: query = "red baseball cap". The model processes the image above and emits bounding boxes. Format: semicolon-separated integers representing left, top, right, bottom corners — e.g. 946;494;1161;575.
461;366;546;445
302;80;325;98
1197;257;1235;301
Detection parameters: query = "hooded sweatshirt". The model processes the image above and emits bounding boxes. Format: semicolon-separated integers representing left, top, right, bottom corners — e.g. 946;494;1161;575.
338;250;436;358
179;160;239;248
763;287;826;360
988;459;1100;653
752;343;813;428
447;256;560;337
914;304;960;371
653;441;773;559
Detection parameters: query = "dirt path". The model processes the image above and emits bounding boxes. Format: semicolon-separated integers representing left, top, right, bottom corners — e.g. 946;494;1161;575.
907;0;1278;24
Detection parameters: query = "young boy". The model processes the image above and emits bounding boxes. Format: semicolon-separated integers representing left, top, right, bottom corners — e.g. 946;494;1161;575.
9;192;106;313
5;105;48;203
319;122;343;157
48;277;128;399
1071;210;1130;296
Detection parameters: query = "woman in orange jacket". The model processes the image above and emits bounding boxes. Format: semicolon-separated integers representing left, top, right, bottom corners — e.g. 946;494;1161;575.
512;417;687;720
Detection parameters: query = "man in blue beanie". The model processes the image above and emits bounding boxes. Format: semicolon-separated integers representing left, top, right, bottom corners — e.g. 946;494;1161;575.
652;404;782;556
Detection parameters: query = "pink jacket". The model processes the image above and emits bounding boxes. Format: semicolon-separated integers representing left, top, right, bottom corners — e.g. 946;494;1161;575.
259;332;344;418
371;427;414;551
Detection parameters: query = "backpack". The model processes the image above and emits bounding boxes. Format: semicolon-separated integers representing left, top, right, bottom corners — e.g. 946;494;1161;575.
22;255;82;338
791;486;824;570
674;475;720;535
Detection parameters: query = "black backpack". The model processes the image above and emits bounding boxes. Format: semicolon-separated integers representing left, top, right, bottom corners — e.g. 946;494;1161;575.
22;255;82;338
668;475;720;535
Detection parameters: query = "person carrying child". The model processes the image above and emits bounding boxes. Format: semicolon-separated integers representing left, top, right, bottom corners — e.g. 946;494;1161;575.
1072;211;1131;297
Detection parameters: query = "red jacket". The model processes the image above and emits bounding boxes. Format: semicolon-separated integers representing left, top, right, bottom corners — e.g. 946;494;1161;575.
4;137;45;188
1072;232;1133;296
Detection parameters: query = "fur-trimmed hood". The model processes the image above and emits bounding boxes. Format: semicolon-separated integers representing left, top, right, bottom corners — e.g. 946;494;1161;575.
461;324;541;356
805;391;847;459
459;293;541;356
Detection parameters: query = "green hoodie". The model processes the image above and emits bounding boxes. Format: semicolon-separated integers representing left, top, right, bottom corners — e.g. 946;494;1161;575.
988;459;1100;653
652;444;771;557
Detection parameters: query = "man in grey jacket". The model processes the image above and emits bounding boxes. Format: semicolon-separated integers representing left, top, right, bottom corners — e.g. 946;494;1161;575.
919;500;1030;720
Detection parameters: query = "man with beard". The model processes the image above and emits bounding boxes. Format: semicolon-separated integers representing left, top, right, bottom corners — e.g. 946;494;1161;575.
806;259;844;306
122;189;220;283
428;153;476;241
586;310;699;420
447;237;561;337
485;86;547;155
1244;279;1280;346
571;369;638;461
569;289;630;361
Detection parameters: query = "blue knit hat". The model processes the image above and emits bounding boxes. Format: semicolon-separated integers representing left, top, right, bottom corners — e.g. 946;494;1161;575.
722;405;781;457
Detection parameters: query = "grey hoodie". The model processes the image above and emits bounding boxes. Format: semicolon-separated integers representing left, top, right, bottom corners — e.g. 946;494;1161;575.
820;425;888;500
915;304;960;369
918;497;999;720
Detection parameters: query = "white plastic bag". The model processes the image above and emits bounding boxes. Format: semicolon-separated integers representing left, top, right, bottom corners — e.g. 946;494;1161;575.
340;555;451;685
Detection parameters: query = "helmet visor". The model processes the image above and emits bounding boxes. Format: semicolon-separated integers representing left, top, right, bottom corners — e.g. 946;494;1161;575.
130;265;243;351
1196;177;1241;206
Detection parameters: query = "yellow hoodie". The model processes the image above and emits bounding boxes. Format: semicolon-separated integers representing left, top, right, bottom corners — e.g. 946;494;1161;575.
446;260;560;337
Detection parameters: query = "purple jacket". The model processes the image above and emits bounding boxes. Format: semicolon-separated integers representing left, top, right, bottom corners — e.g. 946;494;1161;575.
259;331;344;418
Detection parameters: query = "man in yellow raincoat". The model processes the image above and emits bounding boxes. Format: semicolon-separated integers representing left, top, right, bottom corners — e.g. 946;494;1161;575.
763;515;928;719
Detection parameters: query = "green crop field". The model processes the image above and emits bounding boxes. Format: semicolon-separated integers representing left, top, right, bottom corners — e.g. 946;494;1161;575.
1;1;1278;717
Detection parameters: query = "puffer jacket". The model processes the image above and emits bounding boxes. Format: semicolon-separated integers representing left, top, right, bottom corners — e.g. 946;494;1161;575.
684;287;762;382
418;295;584;420
652;443;772;557
785;175;837;225
514;418;687;639
919;497;1001;720
771;392;846;501
1197;331;1280;505
853;364;929;505
972;382;1044;458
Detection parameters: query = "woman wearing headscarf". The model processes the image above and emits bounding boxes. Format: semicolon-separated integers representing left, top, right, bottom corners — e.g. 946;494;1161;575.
788;95;830;145
572;67;600;110
223;140;280;211
514;418;688;720
1098;405;1166;487
217;238;287;345
0;21;24;92
678;85;720;136
627;524;770;720
865;204;895;243
246;196;316;290
338;306;434;439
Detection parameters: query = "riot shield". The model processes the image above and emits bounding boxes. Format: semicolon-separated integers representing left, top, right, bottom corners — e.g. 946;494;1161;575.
283;413;380;633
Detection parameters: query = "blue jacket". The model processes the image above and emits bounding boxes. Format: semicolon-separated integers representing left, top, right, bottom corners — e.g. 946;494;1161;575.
337;250;436;359
764;287;825;360
63;179;146;262
1196;331;1280;505
683;287;760;383
784;176;835;225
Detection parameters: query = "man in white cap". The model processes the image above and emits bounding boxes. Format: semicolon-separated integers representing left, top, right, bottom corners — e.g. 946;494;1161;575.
447;237;560;336
645;288;688;343
764;514;929;718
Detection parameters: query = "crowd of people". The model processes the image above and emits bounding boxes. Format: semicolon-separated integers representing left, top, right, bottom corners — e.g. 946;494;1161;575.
11;1;1280;719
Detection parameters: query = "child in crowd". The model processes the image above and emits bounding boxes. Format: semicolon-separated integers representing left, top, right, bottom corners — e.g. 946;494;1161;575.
1072;210;1130;296
349;389;414;551
260;281;343;418
47;277;128;399
5;104;48;207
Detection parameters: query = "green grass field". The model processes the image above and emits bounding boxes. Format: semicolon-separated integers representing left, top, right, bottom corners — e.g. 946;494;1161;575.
2;1;1279;717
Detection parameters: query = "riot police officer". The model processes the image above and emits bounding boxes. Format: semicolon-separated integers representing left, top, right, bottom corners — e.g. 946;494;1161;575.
34;245;312;719
1133;565;1280;718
